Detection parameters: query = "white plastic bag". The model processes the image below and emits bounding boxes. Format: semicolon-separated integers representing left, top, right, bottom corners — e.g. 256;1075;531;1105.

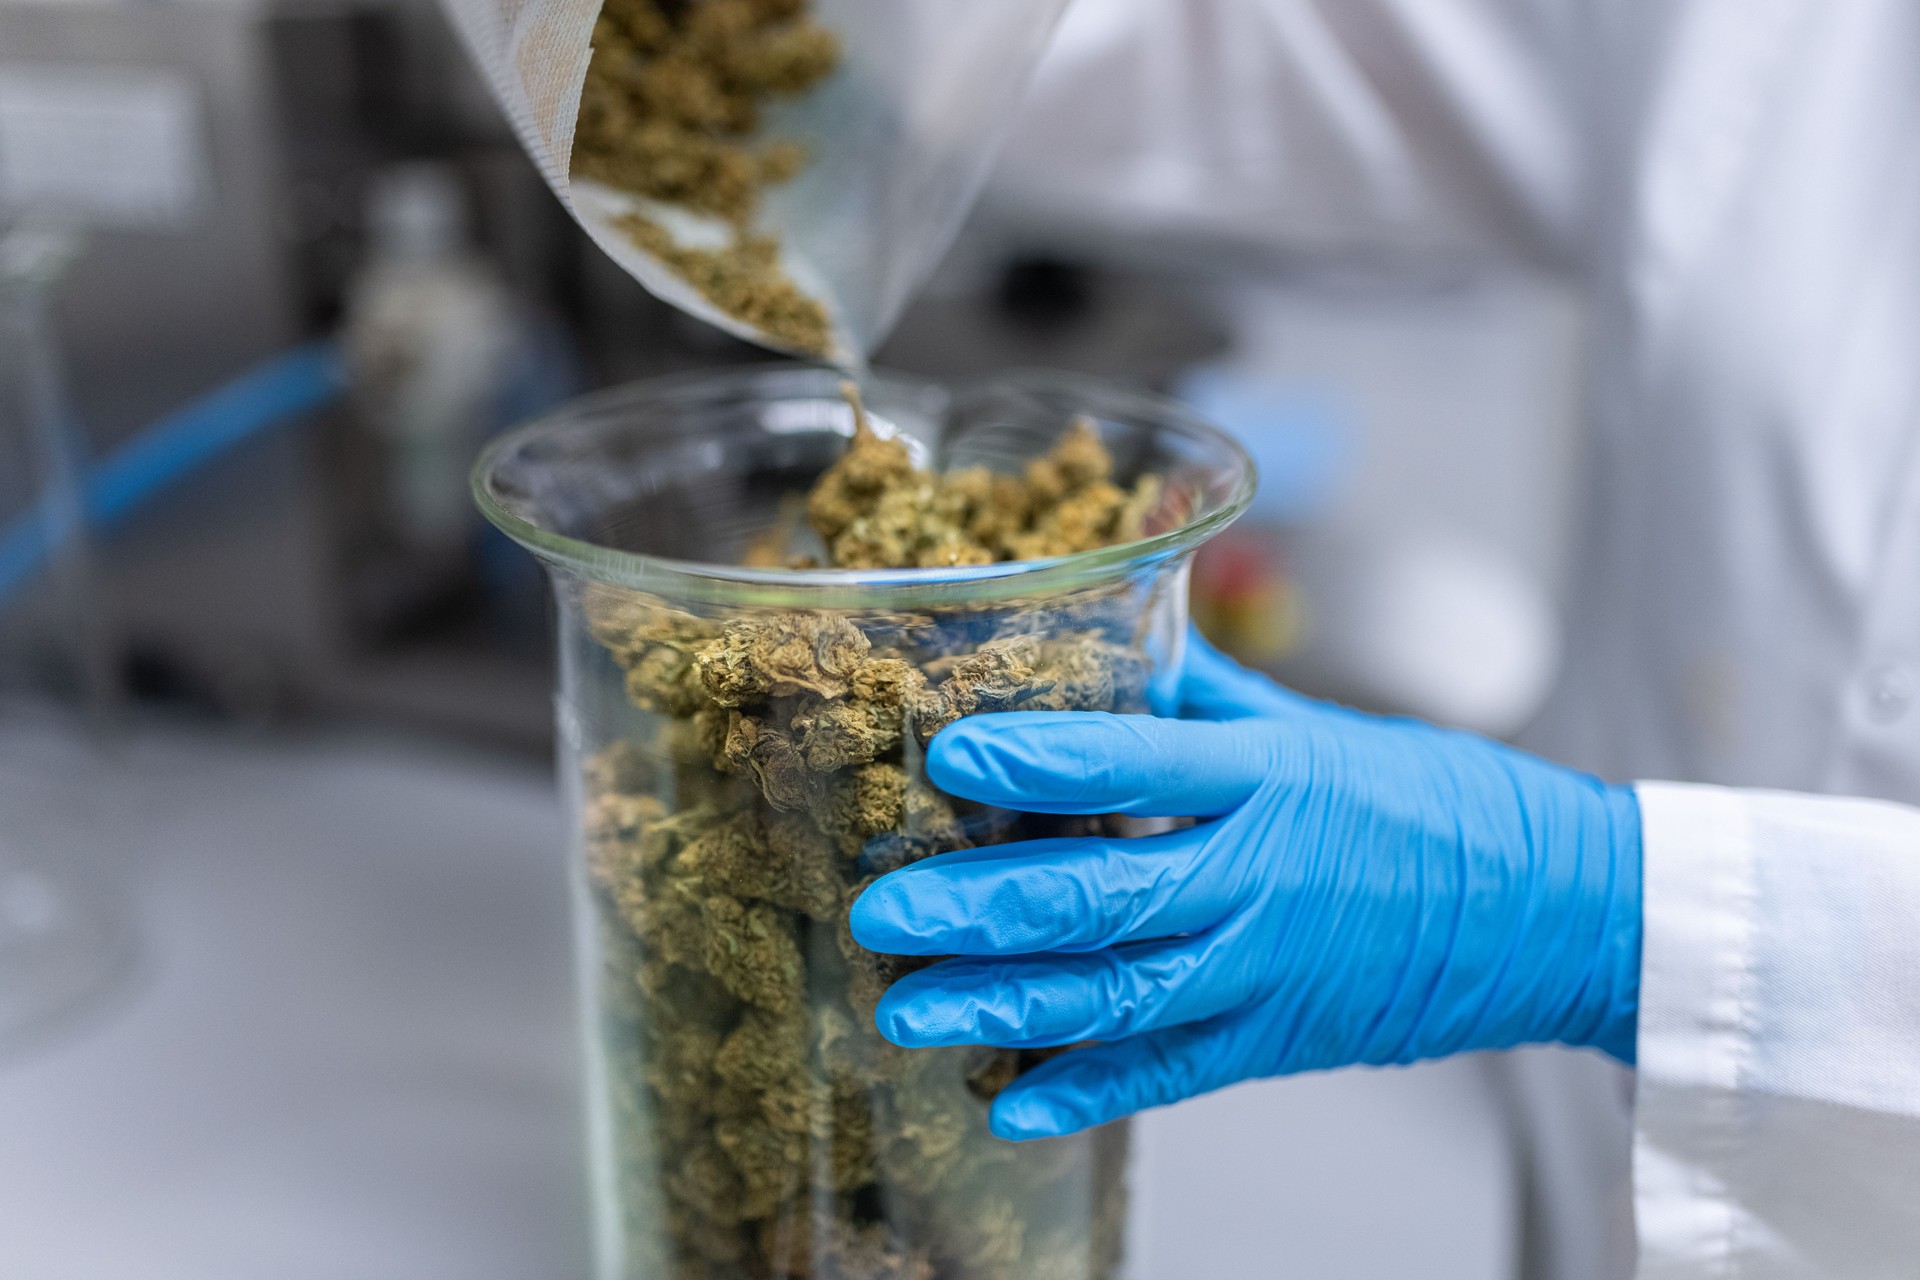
440;0;1070;364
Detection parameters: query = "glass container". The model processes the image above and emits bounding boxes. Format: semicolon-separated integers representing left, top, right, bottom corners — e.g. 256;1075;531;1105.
0;225;135;1055
476;364;1254;1280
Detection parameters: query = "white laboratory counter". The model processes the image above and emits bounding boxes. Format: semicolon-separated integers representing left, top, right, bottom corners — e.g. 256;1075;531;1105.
0;714;1516;1279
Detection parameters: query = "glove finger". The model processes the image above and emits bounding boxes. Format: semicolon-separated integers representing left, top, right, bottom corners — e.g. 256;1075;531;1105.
848;822;1238;956
872;931;1254;1049
1178;626;1317;722
928;712;1273;817
988;1011;1273;1140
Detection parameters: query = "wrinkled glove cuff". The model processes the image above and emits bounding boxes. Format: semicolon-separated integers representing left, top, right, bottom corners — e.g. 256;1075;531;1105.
1567;783;1643;1063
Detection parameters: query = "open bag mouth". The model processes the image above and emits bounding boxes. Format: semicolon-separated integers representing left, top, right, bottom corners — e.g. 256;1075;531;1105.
473;363;1257;608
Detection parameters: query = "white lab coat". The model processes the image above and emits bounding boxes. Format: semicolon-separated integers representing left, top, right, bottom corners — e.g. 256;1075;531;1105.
991;2;1920;1276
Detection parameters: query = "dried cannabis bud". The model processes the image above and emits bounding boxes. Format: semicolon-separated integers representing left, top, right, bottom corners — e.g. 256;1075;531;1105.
575;0;840;353
697;613;869;705
614;215;832;356
799;385;1163;570
575;406;1158;1278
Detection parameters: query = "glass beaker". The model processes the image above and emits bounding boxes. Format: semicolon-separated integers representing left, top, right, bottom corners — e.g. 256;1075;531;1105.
0;225;135;1055
476;365;1253;1280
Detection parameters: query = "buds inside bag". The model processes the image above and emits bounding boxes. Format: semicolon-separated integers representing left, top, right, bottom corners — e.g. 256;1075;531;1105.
442;0;1072;362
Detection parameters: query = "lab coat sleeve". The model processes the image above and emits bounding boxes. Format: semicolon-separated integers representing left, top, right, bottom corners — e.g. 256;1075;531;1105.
1633;782;1920;1278
992;0;1591;267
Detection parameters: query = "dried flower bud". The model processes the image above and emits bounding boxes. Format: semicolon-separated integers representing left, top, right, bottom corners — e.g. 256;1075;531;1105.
697;613;870;706
790;691;905;771
721;711;823;812
810;762;908;841
909;637;1056;741
1024;414;1112;503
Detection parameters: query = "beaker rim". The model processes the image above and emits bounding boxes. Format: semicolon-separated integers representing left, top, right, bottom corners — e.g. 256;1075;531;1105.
472;363;1257;610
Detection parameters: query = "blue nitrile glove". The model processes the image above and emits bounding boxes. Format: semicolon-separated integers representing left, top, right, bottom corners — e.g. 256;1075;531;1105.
849;632;1641;1141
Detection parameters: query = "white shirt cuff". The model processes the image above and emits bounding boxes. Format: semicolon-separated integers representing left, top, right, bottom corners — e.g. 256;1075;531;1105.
1631;781;1920;1278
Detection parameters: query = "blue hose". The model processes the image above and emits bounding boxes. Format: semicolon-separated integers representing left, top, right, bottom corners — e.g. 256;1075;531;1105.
0;341;347;606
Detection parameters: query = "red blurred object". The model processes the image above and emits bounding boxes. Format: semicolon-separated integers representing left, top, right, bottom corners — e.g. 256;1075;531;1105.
1191;524;1300;664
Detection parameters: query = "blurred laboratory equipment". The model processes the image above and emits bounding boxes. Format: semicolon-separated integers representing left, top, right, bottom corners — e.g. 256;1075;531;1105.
878;250;1229;386
0;0;370;721
0;226;136;1052
334;160;574;648
1177;365;1350;667
0;0;565;742
347;163;517;558
0;227;112;710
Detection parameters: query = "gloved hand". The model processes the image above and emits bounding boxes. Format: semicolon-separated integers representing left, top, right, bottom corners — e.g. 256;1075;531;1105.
849;631;1641;1141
